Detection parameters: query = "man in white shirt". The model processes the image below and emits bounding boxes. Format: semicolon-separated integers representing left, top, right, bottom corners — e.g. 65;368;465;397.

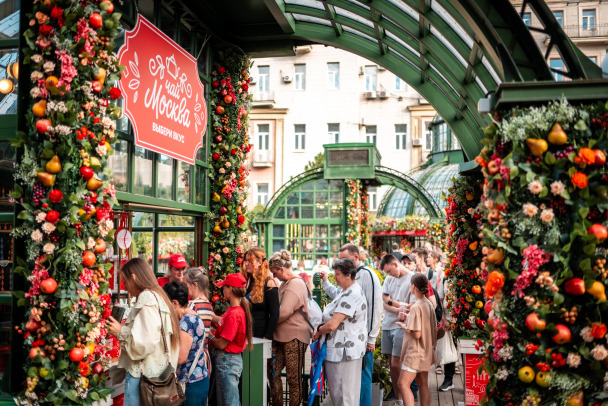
380;254;412;403
319;243;383;406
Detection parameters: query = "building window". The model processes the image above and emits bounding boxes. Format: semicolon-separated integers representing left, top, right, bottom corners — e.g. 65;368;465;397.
328;123;340;144
549;59;563;81
368;187;378;211
589;56;597;65
365;125;377;144
395;76;407;91
522;12;531;26
257;183;269;205
437;124;449;151
255;123;270;162
424;121;432;150
258;66;270;98
327;62;339;89
295;124;306;151
553;11;563;26
294;64;306;90
582;10;596;30
365;66;377;91
395;124;407;149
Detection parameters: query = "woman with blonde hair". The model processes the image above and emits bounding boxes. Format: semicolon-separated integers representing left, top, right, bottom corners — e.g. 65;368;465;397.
268;250;311;406
107;258;180;406
241;247;279;339
209;273;254;406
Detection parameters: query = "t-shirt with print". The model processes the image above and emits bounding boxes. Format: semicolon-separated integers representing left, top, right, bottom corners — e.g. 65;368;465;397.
382;272;412;330
216;306;247;354
322;282;368;363
178;313;208;383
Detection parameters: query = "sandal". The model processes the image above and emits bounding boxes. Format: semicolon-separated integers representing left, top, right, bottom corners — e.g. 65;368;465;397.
436;366;443;374
455;366;461;375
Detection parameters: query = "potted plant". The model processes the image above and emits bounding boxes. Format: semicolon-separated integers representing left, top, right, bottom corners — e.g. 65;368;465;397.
372;336;391;405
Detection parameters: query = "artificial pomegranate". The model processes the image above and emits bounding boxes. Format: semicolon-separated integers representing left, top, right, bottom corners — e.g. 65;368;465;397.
525;312;546;332
69;347;85;362
588;224;608;242
40;277;58;294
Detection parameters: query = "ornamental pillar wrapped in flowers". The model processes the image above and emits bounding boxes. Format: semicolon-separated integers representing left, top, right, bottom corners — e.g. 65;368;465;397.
206;50;251;313
478;99;608;406
13;0;121;403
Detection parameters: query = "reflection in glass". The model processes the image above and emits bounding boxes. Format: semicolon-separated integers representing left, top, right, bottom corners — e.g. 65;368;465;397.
158;231;194;275
177;161;191;203
132;212;154;227
108;139;128;191
287;192;299;204
157;154;173;199
330;203;343;218
315;239;328;252
330;225;341;237
301;191;313;204
0;8;19;39
158;214;194;227
0;49;18;115
134;147;153;196
273;239;284;253
133;231;153;265
195;166;205;205
301;206;314;219
286;206;299;219
275;207;285;219
315;206;328;219
316;225;328;238
273;225;285;238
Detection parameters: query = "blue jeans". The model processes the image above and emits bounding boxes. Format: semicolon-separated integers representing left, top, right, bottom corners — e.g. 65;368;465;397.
359;350;374;406
215;350;243;406
124;372;141;406
185;377;210;406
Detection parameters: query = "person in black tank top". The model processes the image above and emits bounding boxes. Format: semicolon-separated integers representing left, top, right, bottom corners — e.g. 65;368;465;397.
241;248;279;339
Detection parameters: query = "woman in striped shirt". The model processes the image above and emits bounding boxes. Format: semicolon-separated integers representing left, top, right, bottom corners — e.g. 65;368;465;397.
184;268;215;373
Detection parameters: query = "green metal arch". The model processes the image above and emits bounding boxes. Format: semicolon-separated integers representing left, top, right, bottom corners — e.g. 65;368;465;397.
262;166;441;220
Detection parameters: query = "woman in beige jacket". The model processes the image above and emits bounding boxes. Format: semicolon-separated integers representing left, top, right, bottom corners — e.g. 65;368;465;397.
107;258;180;406
268;250;311;406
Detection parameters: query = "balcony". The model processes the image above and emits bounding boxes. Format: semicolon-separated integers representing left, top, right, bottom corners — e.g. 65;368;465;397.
251;90;275;108
563;24;608;39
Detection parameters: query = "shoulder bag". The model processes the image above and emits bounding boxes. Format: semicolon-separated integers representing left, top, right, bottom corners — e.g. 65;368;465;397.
139;293;186;406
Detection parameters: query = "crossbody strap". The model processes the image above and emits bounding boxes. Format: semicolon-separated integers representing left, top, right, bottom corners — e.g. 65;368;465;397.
151;291;171;365
186;331;206;381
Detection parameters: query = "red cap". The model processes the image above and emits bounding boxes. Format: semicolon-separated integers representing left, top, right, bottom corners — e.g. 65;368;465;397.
216;273;247;288
169;254;188;269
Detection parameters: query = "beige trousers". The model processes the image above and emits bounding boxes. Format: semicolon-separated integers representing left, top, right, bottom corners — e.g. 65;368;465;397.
324;358;363;406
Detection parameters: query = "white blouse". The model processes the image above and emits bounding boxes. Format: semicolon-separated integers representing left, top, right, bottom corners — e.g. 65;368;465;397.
117;290;179;378
322;282;368;363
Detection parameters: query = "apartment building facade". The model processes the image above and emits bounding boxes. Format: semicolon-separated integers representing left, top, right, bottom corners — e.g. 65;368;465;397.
246;45;436;212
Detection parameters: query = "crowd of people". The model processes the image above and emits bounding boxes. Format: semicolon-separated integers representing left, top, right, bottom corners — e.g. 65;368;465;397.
106;242;453;406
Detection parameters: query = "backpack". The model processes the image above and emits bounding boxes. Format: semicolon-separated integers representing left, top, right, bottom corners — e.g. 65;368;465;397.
432;287;443;325
299;286;323;332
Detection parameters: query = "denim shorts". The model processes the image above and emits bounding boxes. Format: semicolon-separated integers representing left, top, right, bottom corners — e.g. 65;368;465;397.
381;328;404;357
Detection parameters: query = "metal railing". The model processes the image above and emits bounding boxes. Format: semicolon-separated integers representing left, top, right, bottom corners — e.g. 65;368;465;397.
563;24;608;38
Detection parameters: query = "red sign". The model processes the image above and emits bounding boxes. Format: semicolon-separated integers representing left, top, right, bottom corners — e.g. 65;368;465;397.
372;230;427;236
118;15;206;164
464;353;490;406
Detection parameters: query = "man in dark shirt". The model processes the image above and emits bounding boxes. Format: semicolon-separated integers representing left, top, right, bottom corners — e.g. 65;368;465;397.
390;242;403;262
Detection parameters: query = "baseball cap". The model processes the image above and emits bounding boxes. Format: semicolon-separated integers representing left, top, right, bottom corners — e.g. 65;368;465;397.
402;254;416;263
216;273;247;288
169;254;188;269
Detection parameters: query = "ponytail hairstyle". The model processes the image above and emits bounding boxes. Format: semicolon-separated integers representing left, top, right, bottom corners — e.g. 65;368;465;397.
411;273;429;295
121;258;180;350
231;286;253;351
268;249;292;272
241;247;270;304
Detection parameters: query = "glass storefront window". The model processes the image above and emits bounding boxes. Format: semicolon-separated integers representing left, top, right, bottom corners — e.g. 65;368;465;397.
157;154;174;200
0;49;18;115
134;147;153;196
195;166;205;205
132;231;153;264
159;214;194;227
108;139;129;191
177;161;191;203
158;231;194;273
132;212;154;227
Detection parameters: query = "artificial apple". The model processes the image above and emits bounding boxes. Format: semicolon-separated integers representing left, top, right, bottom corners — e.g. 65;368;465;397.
91;80;103;93
45;155;61;174
552;324;572;344
518;366;535;383
45;76;58;91
471;285;481;294
216;106;225;115
92;363;104;375
40;277;58;294
525;312;546;332
219;206;228;215
32;100;47;117
69;347;85;362
224;95;233;104
37;172;56;187
487;160;500;175
588;223;608;242
594;149;606;166
94;238;106;254
36;119;51;134
83;251;96;267
547;122;567;145
80;166;94;180
29;347;46;360
100;0;114;13
89;13;103;29
564;278;585;296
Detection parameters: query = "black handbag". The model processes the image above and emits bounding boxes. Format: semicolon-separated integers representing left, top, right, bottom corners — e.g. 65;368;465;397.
139;293;186;406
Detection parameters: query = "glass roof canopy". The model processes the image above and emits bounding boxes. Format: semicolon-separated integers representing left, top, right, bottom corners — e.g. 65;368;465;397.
263;0;602;160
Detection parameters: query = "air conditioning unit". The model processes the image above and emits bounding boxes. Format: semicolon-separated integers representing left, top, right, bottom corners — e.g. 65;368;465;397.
365;91;377;99
282;75;292;83
412;138;423;147
378;90;388;99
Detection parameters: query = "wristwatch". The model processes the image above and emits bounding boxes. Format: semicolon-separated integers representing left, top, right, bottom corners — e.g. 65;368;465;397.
388;300;393;306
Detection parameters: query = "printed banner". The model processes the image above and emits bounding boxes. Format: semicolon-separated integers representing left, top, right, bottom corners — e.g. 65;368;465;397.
464;353;490;406
118;15;206;164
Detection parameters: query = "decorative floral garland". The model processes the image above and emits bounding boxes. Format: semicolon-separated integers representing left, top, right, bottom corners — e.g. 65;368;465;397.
13;0;121;403
360;186;370;248
346;179;361;244
427;219;448;251
370;215;429;233
478;99;608;406
206;49;251;312
443;176;487;338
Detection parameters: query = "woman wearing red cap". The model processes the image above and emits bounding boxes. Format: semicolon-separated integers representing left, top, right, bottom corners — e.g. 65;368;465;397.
209;273;253;406
158;254;189;287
